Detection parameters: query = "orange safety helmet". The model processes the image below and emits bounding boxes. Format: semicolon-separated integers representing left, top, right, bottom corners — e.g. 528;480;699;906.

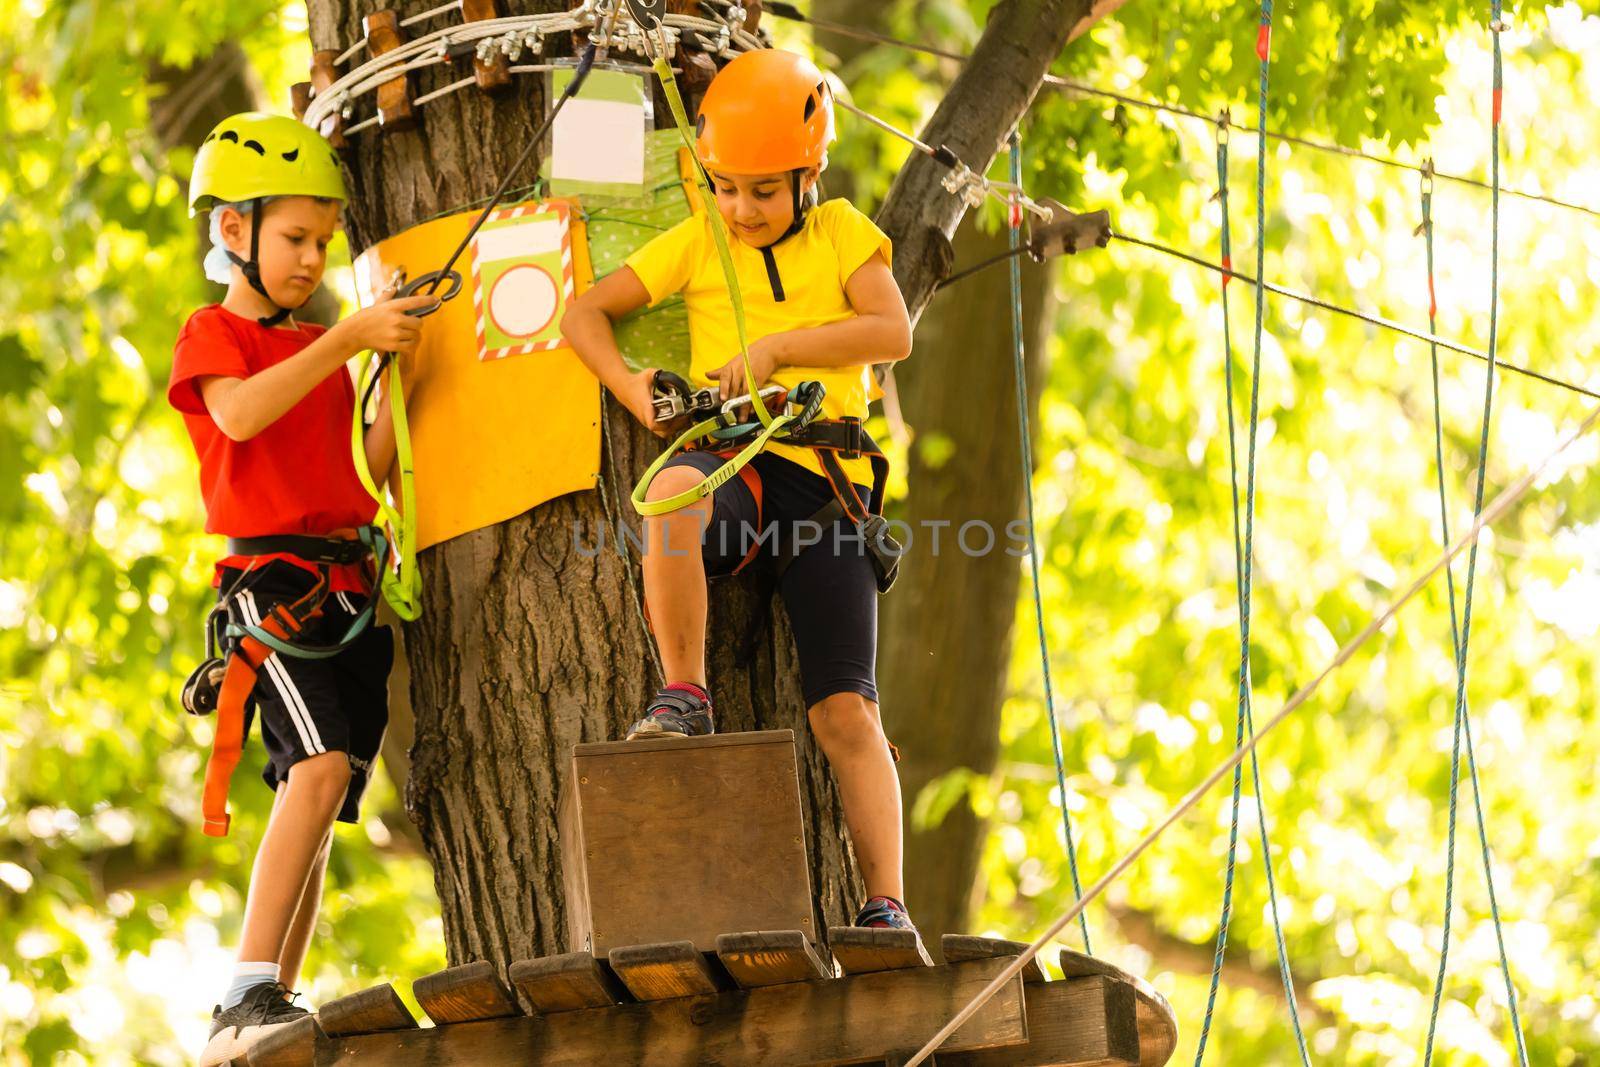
695;48;835;175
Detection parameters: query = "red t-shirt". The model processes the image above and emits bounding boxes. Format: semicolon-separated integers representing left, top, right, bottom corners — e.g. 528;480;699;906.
168;305;377;592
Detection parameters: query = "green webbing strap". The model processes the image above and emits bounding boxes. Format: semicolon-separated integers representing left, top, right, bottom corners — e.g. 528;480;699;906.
351;352;421;620
630;49;794;516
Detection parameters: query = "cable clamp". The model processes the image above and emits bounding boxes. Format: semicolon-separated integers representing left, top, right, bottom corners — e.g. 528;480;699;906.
1490;16;1508;32
726;4;747;28
1216;108;1231;146
940;163;988;208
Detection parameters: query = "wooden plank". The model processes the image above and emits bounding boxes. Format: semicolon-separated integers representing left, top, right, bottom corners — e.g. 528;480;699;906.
1059;951;1178;1067
316;982;416;1036
563;731;815;956
321;956;1028;1066
939;976;1141;1067
289;82;313;121
716;930;832;988
941;935;1048;983
461;0;512;92
308;51;346;148
364;10;417;131
413;960;519;1024
244;1015;321;1067
608;941;730;1000
508;951;629;1012
828;926;933;974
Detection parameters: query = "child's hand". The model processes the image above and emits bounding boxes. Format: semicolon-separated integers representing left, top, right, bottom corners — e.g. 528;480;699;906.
617;368;669;438
343;294;440;355
710;337;778;400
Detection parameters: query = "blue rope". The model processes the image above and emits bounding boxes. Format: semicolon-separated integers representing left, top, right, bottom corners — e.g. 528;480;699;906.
1195;7;1314;1062
1193;122;1248;1064
1007;130;1091;954
1422;8;1529;1062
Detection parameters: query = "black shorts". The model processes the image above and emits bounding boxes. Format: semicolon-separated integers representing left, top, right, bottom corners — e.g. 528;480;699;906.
217;561;393;823
663;450;878;708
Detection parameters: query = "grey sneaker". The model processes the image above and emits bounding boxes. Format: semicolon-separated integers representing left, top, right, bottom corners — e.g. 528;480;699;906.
198;982;310;1066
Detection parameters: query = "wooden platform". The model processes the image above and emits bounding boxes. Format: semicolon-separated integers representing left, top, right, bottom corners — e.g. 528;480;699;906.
239;932;1176;1066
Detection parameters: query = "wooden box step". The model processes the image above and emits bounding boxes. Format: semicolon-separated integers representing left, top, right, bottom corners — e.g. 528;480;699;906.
560;730;817;958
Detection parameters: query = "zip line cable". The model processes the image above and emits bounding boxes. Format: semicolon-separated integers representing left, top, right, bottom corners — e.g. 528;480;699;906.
763;1;1600;222
901;391;1600;1065
1107;231;1600;402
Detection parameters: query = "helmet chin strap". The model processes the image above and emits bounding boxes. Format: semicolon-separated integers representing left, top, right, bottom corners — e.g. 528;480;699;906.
776;169;812;242
224;198;295;328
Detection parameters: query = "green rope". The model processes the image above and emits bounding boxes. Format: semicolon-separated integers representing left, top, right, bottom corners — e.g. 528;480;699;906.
1421;6;1529;1061
1007;131;1091;953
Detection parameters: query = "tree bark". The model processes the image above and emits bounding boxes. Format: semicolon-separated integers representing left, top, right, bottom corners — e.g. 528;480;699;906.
304;0;1103;971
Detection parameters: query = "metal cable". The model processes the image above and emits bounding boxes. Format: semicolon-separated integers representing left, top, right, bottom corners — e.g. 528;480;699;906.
1107;231;1600;402
763;2;1600;222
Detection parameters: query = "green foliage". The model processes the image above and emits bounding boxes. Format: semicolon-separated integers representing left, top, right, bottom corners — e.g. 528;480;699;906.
3;0;1599;1063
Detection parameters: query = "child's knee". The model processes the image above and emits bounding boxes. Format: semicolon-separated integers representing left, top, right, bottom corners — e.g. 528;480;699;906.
287;752;352;813
645;464;707;503
807;692;884;751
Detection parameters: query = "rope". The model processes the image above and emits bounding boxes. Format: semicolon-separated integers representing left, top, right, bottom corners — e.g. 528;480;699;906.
1191;118;1243;1063
1419;160;1463;1064
1006;131;1091;954
900;393;1600;1066
1107;231;1600;402
1422;8;1529;1061
760;1;1600;222
1235;7;1314;1057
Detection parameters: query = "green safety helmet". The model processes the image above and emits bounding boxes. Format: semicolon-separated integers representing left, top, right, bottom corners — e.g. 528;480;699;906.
188;112;347;217
189;113;346;326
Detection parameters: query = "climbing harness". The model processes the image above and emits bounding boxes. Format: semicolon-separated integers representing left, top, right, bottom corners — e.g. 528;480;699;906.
181;530;388;836
1004;132;1091;952
613;4;895;574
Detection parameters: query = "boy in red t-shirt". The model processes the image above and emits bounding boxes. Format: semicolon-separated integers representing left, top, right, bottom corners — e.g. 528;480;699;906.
170;112;435;1066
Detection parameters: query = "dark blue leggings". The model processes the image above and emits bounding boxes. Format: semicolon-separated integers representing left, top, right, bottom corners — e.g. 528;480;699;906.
663;450;878;708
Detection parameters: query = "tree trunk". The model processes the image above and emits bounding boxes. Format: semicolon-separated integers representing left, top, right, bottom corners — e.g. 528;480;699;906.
880;218;1057;948
304;0;1102;971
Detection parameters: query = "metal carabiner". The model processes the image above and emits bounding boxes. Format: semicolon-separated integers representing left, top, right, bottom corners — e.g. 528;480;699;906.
398;269;463;318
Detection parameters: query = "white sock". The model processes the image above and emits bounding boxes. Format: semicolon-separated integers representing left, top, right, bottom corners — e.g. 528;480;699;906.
221;961;280;1011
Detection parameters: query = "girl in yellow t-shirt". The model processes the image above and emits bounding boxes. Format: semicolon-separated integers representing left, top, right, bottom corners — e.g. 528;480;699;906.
561;48;917;937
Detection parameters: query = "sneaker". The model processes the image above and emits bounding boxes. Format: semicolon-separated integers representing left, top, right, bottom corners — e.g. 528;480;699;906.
625;684;714;740
198;982;310;1066
854;895;918;932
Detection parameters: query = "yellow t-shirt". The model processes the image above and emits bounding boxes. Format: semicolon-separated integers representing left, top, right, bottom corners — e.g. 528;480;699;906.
623;198;891;487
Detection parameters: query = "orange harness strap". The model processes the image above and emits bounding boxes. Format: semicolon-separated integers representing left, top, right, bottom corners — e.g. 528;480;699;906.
200;601;308;837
